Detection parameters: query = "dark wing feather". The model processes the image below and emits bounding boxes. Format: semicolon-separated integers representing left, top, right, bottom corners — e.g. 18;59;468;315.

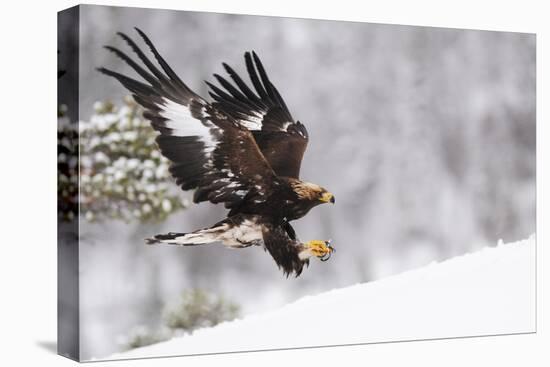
98;28;276;209
262;222;307;277
208;51;309;179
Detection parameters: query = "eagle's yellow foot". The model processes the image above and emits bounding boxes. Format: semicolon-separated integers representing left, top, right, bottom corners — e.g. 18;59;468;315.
304;239;335;261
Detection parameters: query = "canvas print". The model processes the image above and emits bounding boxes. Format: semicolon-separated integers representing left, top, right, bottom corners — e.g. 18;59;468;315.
57;4;536;362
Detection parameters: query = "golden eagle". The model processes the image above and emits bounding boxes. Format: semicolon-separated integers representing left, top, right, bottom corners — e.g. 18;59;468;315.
98;28;335;276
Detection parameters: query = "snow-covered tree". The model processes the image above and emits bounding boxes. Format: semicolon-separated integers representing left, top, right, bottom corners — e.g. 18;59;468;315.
58;104;78;221
58;98;187;222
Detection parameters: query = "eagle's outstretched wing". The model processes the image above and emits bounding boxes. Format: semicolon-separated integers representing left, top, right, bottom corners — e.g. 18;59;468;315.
98;28;276;209
207;52;309;179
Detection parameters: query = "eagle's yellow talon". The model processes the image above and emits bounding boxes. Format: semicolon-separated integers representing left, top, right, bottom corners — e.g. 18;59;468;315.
303;239;335;261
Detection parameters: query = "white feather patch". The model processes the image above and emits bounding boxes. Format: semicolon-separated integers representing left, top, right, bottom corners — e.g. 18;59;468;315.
159;98;218;154
281;122;291;130
238;111;264;131
238;111;294;133
165;218;265;248
218;218;264;247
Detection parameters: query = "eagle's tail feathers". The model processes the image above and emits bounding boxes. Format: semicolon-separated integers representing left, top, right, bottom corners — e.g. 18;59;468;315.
145;225;227;246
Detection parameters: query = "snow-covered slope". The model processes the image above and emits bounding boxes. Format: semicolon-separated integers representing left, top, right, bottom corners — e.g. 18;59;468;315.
112;235;535;360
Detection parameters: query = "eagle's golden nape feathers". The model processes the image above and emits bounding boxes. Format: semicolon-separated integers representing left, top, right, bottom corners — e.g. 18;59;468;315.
290;180;335;204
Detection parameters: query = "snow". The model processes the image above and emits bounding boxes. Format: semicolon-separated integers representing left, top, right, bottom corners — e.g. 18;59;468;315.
110;235;535;360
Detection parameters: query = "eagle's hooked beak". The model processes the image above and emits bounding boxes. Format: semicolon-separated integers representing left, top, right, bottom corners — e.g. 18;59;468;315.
320;192;335;204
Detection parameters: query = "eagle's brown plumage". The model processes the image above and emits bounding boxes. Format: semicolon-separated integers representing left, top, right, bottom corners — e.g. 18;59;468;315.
98;28;335;276
206;52;308;180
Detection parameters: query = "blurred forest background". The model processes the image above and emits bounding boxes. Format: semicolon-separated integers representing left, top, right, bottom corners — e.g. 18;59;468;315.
58;5;535;359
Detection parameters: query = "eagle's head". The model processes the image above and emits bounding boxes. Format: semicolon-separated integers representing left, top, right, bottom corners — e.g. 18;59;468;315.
291;181;335;206
298;240;335;262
